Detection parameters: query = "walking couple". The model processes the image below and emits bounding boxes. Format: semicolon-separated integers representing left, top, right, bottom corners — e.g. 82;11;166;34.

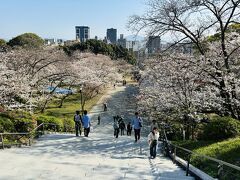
74;110;91;137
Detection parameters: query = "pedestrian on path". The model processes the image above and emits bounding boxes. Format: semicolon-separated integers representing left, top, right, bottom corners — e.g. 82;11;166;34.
82;110;91;137
97;115;101;125
119;120;126;136
127;122;132;136
103;103;108;111
73;110;82;136
148;127;159;159
131;112;143;142
113;120;119;138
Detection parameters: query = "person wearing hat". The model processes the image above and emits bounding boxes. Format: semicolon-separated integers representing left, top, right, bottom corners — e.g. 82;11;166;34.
74;110;82;136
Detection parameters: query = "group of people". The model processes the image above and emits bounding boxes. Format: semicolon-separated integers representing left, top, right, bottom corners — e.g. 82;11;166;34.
74;108;160;160
113;112;160;159
113;115;132;138
73;110;91;137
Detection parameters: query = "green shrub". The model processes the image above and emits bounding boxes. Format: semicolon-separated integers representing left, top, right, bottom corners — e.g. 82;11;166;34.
8;33;44;48
0;113;15;132
36;115;63;131
0;39;7;46
173;138;240;178
168;123;183;140
62;118;75;132
9;110;35;132
63;39;136;64
200;116;240;140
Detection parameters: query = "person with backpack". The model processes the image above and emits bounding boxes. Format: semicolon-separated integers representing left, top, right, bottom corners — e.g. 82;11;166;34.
113;120;119;138
127;122;132;136
148;127;159;159
131;112;143;142
74;110;82;136
119;120;126;136
82;110;91;137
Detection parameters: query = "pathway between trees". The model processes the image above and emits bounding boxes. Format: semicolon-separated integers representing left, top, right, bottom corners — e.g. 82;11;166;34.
0;84;194;180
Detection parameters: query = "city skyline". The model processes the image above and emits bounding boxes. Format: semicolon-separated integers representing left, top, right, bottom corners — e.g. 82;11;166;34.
0;0;147;40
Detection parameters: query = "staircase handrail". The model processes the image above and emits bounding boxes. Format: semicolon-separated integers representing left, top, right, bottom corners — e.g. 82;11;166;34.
160;126;240;178
0;123;58;149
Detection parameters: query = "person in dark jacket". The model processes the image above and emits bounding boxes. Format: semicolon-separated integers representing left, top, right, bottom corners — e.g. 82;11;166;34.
127;122;132;136
119;120;126;136
113;120;119;138
74;110;82;136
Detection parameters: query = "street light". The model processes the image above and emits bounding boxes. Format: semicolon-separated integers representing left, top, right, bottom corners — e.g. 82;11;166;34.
80;86;83;115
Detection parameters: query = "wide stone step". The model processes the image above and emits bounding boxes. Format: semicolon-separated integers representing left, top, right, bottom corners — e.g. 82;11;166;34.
156;176;195;180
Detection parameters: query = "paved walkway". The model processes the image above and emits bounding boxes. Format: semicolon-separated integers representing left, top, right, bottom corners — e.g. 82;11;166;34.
0;85;194;180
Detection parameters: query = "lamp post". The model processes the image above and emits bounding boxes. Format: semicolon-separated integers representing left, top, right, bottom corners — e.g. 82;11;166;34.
80;86;83;115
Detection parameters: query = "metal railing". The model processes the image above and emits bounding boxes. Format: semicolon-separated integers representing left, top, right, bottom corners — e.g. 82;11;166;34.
0;123;57;149
160;128;240;179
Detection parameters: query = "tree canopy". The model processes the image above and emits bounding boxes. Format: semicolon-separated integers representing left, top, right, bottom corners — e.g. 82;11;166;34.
130;0;240;122
8;33;44;48
63;39;136;65
0;39;6;46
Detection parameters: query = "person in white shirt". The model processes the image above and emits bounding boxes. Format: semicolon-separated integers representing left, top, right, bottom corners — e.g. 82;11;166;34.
148;127;159;159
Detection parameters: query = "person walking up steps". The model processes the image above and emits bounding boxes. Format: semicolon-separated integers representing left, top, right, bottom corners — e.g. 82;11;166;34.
74;110;82;136
103;103;108;111
82;110;91;137
119;120;126;136
131;112;143;142
127;122;132;136
97;115;101;125
113;119;119;138
148;127;159;159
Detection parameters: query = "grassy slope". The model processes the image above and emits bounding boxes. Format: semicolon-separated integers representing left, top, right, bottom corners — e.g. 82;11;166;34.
40;92;105;120
173;137;240;178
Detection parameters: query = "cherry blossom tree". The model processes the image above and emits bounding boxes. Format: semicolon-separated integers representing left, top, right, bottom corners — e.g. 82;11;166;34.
0;47;124;112
130;0;240;120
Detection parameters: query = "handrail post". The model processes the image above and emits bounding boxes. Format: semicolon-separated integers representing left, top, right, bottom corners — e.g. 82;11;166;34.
29;137;32;146
140;143;142;155
217;163;223;178
43;123;45;135
174;146;176;163
55;125;57;133
1;134;4;149
186;154;191;176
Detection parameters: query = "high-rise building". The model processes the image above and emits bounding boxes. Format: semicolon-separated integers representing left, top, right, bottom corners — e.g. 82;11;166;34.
117;34;126;48
75;26;90;42
107;28;117;44
147;36;161;54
